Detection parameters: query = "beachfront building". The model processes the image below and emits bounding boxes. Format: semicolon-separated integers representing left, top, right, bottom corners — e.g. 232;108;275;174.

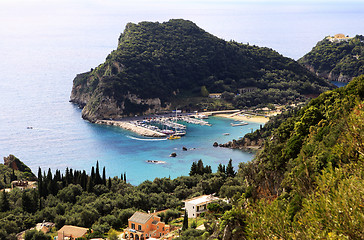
57;225;89;240
183;195;219;218
124;211;170;239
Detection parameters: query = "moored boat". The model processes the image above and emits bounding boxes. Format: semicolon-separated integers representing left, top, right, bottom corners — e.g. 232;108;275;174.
168;135;181;140
231;121;248;126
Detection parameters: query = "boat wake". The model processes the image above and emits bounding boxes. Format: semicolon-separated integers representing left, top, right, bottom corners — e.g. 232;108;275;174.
127;136;167;141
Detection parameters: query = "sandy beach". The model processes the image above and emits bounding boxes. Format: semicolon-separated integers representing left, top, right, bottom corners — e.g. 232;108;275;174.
214;113;270;124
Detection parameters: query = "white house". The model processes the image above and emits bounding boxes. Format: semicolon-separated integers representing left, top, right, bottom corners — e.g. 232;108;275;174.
183;195;219;218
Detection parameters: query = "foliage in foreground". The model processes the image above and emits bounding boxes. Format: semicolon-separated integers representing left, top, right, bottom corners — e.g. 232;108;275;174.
217;75;364;239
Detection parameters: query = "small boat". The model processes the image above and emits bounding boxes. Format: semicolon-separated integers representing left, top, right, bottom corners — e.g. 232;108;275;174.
174;130;186;136
161;129;175;134
168;135;181;140
223;133;230;135
27;126;33;129
231;121;248;126
146;160;166;164
170;152;177;157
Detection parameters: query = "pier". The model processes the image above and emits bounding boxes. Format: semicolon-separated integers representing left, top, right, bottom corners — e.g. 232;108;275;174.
95;114;211;137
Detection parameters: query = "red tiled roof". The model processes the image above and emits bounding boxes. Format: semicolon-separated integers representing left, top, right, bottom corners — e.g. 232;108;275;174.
58;225;88;238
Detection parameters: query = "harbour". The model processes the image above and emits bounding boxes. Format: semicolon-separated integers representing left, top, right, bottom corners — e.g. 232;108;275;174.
96;112;216;137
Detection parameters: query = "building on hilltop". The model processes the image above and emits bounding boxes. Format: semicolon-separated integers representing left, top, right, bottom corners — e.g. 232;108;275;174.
183;194;220;218
124;211;170;239
57;225;89;240
327;34;353;42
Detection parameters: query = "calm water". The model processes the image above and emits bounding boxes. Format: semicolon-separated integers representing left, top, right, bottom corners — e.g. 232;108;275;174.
0;0;363;184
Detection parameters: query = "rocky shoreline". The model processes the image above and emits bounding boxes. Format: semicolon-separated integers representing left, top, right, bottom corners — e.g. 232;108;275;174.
216;137;264;151
95;120;167;137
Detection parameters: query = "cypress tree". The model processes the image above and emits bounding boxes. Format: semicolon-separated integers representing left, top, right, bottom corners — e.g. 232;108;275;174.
102;167;106;185
42;171;48;197
197;159;204;175
217;163;224;173
0;190;10;212
120;173;123;181
38;167;44;197
189;162;197;176
226;159;236;177
182;210;188;231
11;169;17;182
86;177;94;193
96;161;101;185
65;167;70;186
22;191;32;213
124;172;126;183
108;177;112;189
31;189;38;212
80;170;87;190
91;166;95;183
39;197;43;210
69;168;74;184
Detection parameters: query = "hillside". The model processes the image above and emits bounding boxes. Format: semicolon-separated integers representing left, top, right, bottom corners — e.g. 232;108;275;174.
0;155;36;189
70;19;332;122
0;77;362;239
299;34;364;82
216;75;364;239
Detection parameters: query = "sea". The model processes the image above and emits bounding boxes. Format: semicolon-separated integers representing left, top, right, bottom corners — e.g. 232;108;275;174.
0;0;362;184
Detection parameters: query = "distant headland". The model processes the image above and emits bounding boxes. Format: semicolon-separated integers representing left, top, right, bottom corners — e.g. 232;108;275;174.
70;19;332;123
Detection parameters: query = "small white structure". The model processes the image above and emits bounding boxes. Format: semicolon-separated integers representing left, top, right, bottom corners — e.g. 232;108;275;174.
208;93;222;99
183;195;219;218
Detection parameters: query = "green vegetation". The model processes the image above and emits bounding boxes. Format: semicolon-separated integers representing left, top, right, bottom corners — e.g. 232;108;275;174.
4;76;364;239
299;35;364;81
215;75;364;239
71;19;332;121
0;155;36;189
2;73;364;240
0;157;242;239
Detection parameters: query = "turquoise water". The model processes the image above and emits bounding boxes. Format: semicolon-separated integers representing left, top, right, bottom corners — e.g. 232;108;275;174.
332;81;349;88
88;118;260;184
0;0;362;184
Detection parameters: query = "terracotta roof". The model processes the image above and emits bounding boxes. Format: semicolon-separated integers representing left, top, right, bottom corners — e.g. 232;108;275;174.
58;225;88;238
129;211;153;224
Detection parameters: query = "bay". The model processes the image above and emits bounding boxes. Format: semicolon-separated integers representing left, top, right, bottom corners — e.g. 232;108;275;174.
0;0;362;184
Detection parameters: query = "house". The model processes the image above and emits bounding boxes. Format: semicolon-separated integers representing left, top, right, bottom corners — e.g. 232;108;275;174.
183;195;219;218
11;180;37;190
124;211;170;239
208;93;222;99
57;225;89;240
238;87;258;94
36;222;54;234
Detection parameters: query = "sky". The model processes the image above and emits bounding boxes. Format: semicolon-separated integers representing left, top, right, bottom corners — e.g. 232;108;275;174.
0;0;363;59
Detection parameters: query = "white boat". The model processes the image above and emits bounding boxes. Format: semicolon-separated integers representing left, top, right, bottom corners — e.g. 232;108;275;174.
174;130;186;136
161;129;175;134
231;121;248;126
